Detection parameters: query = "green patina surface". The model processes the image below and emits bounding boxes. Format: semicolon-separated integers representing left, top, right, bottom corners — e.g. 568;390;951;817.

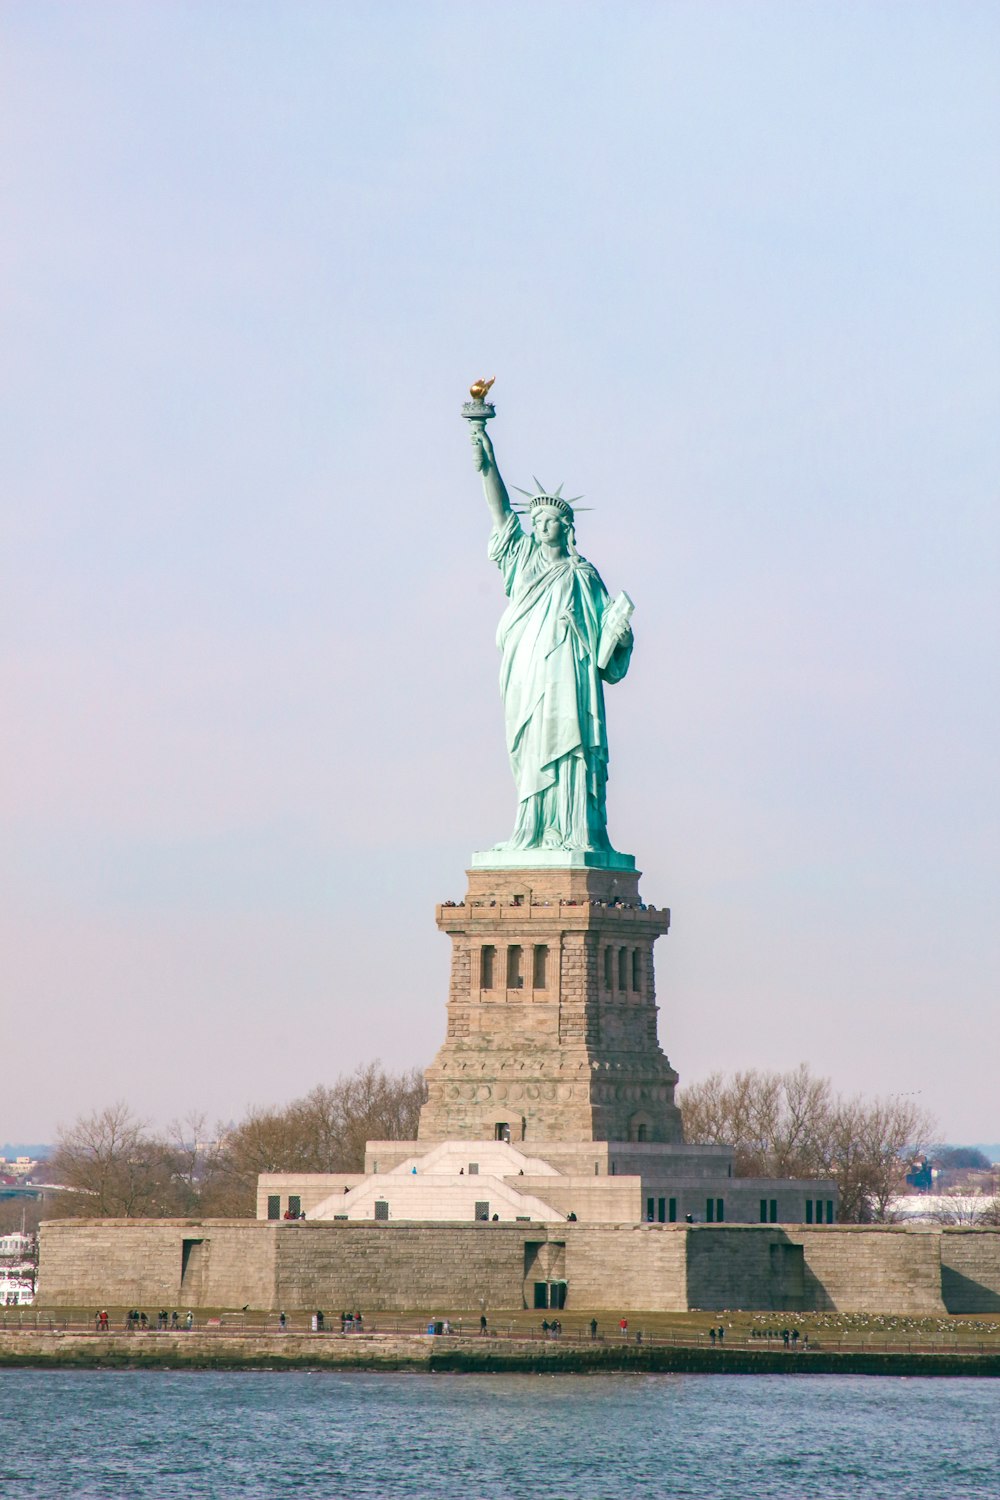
464;393;635;869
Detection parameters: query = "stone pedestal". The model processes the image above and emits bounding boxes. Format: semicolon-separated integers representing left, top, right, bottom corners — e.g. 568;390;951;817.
418;864;682;1145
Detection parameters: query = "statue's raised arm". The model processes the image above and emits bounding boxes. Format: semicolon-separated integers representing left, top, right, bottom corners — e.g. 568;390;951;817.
470;425;511;530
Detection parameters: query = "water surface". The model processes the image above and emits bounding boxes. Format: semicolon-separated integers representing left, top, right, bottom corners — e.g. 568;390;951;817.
1;1369;995;1498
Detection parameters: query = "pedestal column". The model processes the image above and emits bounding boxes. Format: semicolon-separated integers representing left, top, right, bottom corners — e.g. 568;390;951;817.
418;865;682;1144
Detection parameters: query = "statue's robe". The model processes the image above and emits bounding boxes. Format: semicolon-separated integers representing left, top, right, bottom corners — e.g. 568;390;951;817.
489;512;632;851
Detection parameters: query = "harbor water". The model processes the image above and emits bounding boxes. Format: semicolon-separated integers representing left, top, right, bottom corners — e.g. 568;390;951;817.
1;1369;996;1498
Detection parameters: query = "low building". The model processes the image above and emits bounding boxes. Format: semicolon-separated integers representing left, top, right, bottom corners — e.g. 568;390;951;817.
258;1139;836;1228
0;1231;37;1306
0;1270;35;1306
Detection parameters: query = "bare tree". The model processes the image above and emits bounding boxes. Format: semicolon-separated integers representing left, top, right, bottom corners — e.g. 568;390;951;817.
839;1094;934;1222
0;1197;44;1235
204;1061;428;1216
679;1065;832;1178
678;1065;934;1222
46;1064;430;1219
932;1195;1000;1227
49;1103;182;1218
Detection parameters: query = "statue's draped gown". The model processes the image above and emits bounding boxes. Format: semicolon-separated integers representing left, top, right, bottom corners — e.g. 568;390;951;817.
489;512;632;851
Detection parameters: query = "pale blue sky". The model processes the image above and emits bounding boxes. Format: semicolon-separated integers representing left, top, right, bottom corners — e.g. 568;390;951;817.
2;2;998;1141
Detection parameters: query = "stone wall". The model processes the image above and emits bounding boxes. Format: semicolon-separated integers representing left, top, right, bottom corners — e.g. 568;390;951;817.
273;1223;529;1311
685;1226;948;1314
563;1223;688;1308
37;1219;1000;1315
790;1227;946;1315
941;1228;1000;1312
685;1226;781;1310
518;1178;640;1222
38;1221;277;1310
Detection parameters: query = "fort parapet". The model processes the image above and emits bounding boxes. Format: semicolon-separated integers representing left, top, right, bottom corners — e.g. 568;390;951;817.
36;1218;1000;1316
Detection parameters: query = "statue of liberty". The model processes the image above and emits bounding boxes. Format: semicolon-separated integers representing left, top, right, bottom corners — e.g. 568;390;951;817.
467;405;634;863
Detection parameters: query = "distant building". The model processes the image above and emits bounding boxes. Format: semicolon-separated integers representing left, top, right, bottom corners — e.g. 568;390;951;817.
0;1229;37;1305
0;1230;36;1258
905;1157;934;1191
0;1157;39;1178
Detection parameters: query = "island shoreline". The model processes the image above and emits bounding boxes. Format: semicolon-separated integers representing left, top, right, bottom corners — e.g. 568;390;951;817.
2;1331;999;1378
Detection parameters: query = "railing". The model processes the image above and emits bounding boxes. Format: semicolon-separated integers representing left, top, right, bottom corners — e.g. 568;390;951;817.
441;903;668;925
1;1309;996;1356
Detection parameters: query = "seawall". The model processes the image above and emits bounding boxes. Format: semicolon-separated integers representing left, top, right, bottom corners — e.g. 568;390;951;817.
2;1331;999;1378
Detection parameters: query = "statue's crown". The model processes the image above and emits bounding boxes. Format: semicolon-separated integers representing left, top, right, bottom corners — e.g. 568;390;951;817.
529;492;574;521
514;478;585;522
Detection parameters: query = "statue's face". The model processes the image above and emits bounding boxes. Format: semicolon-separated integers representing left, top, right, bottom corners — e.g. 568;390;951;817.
532;508;568;550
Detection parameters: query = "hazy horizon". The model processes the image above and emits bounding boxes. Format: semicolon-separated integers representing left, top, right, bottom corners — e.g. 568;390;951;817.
2;3;997;1142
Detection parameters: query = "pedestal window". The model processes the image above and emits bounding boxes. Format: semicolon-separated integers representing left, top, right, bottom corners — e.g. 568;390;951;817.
480;945;495;990
533;944;548;989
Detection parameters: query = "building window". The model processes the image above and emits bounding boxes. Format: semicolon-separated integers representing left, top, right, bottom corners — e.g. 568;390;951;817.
646;1197;655;1222
604;946;613;988
288;1196;301;1217
706;1198;724;1223
826;1200;835;1224
533;944;548;989
494;1122;510;1142
657;1197;666;1223
481;945;495;990
374;1200;389;1221
669;1198;677;1222
267;1195;280;1221
618;947;628;990
805;1199;814;1224
507;945;523;988
760;1199;768;1223
636;1123;648;1142
770;1199;778;1223
631;949;641;991
468;1163;479;1174
475;1201;490;1221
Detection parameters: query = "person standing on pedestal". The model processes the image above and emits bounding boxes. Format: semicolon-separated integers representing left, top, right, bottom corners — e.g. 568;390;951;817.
468;417;634;855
